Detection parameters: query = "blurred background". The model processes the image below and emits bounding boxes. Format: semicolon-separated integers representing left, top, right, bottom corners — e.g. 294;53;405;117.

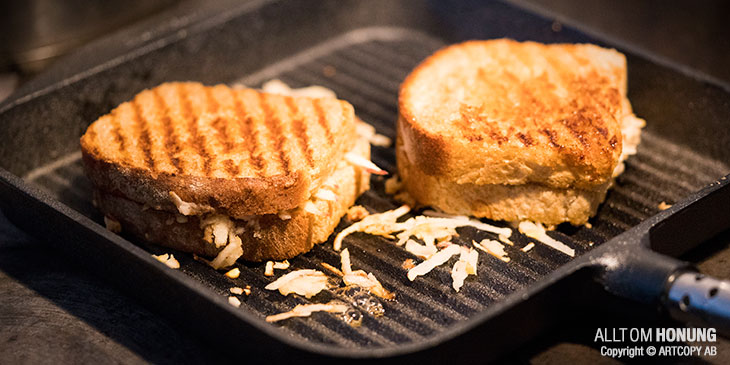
1;0;728;103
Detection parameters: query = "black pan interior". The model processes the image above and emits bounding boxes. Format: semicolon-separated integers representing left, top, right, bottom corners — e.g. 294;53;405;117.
1;0;729;355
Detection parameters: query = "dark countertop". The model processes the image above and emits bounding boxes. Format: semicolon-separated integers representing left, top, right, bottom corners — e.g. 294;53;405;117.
2;1;730;363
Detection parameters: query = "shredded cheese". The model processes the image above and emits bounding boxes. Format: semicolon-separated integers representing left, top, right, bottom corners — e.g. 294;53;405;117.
462;247;478;275
314;188;337;202
518;221;575;257
209;232;243;269
340;248;353;275
340;249;395;299
261;79;337;98
658;201;672;210
265;269;329;298
320;262;344;276
344;152;388;175
333;205;411;251
264;261;275;276
394;216;456;247
303;201;320;215
451;260;468;292
266;302;349;323
473;239;510;263
346;205;370;221
345;271;395;300
334;205;514;267
228;296;242;307
225;268;240;279
201;214;235;248
355;121;392;147
498;233;514;246
612;114;645;177
521;242;536;252
451;247;479;292
407;244;461;281
197;215;246;269
169;191;214;216
369;134;392;147
419;211;512;238
153;253;180;269
405;239;438;259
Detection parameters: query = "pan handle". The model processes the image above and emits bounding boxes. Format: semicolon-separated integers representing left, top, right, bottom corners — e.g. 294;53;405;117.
665;270;730;332
594;175;730;334
595;246;730;336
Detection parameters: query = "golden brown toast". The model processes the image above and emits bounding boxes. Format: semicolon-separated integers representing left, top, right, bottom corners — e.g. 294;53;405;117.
396;135;606;225
399;39;633;189
95;135;371;261
81;82;357;218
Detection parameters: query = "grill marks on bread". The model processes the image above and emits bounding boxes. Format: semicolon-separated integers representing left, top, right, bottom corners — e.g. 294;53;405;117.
109;110;127;164
80;82;358;217
177;83;212;176
130;100;155;171
258;92;292;175
151;88;183;174
285;97;315;168
312;98;334;146
399;39;629;188
230;87;264;176
84;82;353;182
458;44;617;154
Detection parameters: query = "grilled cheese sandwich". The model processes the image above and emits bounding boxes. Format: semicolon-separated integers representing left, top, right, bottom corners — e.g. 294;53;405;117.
397;39;645;225
81;82;373;264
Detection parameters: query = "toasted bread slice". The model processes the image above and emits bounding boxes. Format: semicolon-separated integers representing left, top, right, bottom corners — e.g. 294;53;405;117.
95;136;371;262
396;136;606;225
399;39;632;189
81;82;357;218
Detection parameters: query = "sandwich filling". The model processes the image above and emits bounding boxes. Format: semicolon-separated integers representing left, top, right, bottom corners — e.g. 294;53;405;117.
83;81;381;263
96;133;372;264
396;107;644;225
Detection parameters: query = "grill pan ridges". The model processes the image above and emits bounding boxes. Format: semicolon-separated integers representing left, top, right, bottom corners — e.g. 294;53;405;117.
19;27;729;351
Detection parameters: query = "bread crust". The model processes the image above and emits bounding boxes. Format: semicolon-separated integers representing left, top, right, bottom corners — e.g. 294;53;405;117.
96;137;371;262
80;82;357;217
398;39;628;189
396;138;605;225
81;151;309;217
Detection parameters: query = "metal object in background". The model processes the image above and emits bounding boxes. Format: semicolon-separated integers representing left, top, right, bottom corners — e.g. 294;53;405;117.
0;0;177;73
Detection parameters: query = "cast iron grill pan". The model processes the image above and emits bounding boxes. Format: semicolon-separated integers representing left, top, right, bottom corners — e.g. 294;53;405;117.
17;29;730;350
2;0;730;360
